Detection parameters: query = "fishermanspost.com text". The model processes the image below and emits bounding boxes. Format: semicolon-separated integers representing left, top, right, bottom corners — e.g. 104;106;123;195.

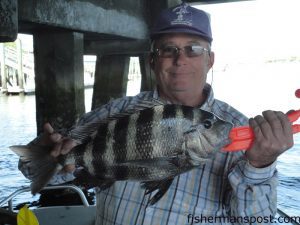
187;214;300;224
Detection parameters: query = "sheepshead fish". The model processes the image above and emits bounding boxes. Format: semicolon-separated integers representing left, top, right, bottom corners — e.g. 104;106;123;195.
10;103;233;205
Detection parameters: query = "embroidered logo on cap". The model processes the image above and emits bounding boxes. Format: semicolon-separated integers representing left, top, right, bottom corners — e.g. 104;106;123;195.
171;3;192;26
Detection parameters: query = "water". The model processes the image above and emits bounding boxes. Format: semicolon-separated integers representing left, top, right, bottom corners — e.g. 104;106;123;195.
0;90;300;218
0;94;36;204
277;137;300;217
0;88;93;205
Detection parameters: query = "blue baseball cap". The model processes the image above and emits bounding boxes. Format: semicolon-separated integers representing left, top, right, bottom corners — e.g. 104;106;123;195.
150;3;213;43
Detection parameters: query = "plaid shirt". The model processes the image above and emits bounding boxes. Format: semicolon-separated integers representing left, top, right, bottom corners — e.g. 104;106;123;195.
19;85;277;225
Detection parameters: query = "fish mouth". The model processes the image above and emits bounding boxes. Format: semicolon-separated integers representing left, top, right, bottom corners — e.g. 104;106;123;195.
215;123;234;150
221;137;232;148
211;137;232;152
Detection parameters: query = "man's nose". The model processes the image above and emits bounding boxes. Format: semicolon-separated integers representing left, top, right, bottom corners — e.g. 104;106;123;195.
173;50;188;66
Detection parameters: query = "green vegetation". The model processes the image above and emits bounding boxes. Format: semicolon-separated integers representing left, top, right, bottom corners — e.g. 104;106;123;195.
4;42;16;49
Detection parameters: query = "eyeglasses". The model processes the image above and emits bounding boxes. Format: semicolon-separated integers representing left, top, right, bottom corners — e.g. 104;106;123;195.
154;45;209;58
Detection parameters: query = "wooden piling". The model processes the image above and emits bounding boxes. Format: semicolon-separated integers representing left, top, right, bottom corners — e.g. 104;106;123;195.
0;0;18;42
139;53;155;92
92;54;130;110
33;31;85;134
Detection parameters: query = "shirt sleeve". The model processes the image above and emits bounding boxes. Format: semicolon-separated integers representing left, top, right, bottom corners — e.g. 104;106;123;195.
227;156;278;224
213;100;277;223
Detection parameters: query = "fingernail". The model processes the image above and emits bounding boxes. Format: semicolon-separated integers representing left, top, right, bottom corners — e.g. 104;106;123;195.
61;148;69;155
51;133;61;142
51;150;60;157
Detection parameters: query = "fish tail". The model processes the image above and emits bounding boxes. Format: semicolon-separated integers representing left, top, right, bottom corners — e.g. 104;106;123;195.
10;145;63;194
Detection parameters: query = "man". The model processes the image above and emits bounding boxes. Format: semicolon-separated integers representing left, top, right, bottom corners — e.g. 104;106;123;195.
19;3;293;225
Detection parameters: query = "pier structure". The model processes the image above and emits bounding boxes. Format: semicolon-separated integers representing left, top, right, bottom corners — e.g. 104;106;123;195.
0;38;34;94
0;0;247;134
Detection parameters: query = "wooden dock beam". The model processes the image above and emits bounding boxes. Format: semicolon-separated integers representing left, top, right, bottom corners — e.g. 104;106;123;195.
34;31;85;134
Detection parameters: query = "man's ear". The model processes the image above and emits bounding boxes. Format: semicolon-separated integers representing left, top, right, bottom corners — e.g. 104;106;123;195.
208;51;215;69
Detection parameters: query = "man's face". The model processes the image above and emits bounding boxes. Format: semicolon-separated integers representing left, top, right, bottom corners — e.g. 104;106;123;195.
152;33;214;104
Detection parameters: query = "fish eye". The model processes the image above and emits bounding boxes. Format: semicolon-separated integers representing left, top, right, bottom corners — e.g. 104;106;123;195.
203;120;212;129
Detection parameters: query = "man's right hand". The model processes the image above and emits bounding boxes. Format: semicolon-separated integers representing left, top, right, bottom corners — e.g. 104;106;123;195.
40;123;77;172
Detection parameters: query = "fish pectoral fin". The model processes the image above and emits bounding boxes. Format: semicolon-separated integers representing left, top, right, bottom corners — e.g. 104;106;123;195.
73;169;114;190
141;178;174;205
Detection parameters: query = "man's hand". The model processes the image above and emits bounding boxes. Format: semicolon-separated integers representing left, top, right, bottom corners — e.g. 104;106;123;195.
39;123;77;172
245;110;294;168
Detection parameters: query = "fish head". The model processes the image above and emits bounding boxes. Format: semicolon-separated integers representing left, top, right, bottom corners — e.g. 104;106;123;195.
183;111;233;165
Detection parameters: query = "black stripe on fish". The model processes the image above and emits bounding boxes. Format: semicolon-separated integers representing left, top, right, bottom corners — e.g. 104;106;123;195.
92;122;109;177
113;116;130;162
73;143;88;166
112;116;130;179
135;107;154;159
181;105;194;121
162;104;177;119
136;107;155;125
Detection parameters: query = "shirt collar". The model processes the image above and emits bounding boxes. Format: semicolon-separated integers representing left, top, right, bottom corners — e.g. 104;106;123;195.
152;83;215;110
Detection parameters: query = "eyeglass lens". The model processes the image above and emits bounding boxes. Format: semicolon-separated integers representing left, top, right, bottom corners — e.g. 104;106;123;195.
156;45;207;58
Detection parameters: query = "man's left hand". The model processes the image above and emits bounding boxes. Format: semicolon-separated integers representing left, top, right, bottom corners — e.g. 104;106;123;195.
245;110;294;168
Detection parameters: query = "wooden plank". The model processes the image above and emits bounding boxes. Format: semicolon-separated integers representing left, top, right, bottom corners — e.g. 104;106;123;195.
84;39;150;55
19;0;148;40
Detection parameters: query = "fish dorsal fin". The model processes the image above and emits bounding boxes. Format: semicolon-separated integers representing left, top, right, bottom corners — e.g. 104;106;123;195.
67;99;164;143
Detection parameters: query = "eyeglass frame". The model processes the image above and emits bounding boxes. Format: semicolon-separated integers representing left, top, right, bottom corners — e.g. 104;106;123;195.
152;44;210;58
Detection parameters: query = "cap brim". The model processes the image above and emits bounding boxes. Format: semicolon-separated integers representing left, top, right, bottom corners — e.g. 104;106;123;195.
150;27;212;43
